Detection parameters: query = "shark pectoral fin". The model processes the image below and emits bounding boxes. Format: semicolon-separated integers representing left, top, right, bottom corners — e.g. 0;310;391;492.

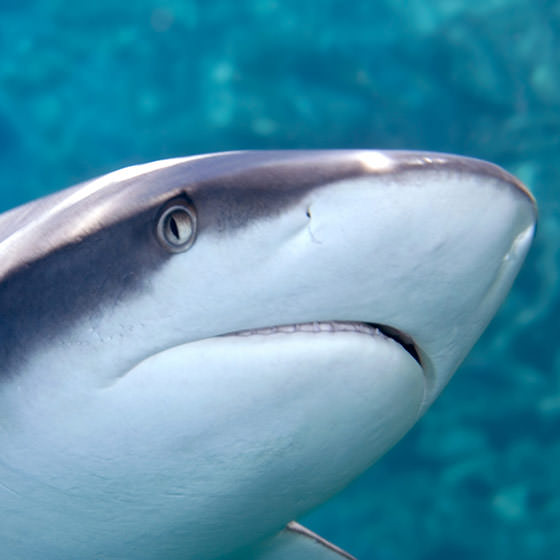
241;522;357;560
284;523;358;560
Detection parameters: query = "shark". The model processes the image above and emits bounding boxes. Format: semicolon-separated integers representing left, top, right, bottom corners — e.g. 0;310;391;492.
0;150;536;559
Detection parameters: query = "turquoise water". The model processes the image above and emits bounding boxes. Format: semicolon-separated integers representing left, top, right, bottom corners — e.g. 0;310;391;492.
0;1;558;559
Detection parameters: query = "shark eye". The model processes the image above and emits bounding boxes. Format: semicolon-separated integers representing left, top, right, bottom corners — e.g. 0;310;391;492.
155;201;197;253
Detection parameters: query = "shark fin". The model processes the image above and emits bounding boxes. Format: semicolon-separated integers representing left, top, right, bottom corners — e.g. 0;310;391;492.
238;521;357;560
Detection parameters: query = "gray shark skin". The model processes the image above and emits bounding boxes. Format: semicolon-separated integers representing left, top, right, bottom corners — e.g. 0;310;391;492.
0;151;536;559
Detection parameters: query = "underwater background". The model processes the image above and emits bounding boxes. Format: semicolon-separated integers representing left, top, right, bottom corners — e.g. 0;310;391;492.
0;1;557;559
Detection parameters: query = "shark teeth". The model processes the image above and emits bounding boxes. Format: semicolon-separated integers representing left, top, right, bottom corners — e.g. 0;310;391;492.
229;321;422;366
231;321;383;337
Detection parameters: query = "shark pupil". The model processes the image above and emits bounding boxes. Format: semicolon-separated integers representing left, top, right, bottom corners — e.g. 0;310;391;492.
169;216;180;240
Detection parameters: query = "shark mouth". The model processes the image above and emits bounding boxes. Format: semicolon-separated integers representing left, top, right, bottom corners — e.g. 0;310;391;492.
229;321;422;367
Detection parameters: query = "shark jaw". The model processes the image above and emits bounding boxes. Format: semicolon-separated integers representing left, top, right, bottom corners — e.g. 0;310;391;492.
227;321;421;367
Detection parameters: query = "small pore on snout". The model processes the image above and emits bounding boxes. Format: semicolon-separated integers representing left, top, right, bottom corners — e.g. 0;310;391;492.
303;204;322;244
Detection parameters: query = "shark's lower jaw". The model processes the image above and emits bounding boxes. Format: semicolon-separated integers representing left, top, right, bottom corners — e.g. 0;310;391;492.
225;321;422;367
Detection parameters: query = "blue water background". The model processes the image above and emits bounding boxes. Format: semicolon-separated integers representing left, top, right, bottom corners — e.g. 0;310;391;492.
0;1;558;559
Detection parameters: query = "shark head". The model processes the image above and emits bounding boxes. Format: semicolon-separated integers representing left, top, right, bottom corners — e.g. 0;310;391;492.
0;151;536;559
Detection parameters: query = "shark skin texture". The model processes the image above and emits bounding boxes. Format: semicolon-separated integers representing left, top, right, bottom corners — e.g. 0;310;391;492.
0;151;536;559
